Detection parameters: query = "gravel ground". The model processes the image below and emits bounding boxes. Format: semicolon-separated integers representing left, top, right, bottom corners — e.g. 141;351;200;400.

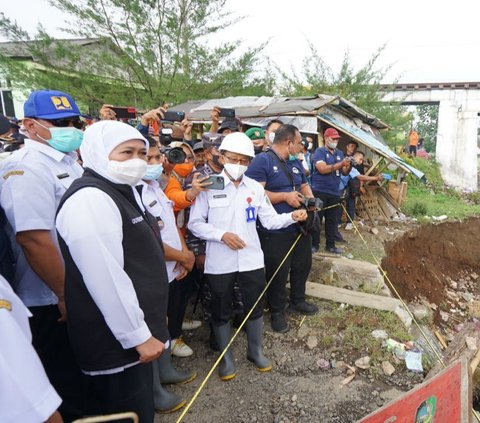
156;311;420;423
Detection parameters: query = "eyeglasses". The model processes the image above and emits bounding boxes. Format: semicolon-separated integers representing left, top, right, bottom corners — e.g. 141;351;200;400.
223;154;250;166
44;118;84;130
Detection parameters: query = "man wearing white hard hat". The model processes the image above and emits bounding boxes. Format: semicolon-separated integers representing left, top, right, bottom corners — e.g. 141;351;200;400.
188;132;307;381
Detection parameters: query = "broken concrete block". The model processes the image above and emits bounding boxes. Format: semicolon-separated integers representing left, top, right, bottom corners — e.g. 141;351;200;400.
306;335;318;350
382;361;395;376
310;255;389;296
355;356;370;369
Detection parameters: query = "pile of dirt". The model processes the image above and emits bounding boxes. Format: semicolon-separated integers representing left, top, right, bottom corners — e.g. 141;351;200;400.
381;217;480;307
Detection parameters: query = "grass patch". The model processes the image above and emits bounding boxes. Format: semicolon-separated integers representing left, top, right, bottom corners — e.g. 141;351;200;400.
400;157;480;219
403;185;480;219
309;302;410;364
348;242;385;266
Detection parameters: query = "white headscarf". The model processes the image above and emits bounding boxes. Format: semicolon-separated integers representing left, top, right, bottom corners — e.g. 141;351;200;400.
80;120;147;183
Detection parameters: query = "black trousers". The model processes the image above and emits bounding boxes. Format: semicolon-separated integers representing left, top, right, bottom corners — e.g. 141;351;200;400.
259;231;312;315
29;305;84;423
167;273;194;339
206;268;265;326
312;191;340;249
83;363;154;423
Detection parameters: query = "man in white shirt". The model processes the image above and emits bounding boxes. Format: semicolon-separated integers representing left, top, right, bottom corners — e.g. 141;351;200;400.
0;89;85;421
188;133;307;381
0;274;62;423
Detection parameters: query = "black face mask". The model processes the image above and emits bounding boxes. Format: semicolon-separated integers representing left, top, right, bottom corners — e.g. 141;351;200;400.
254;146;263;155
211;154;223;169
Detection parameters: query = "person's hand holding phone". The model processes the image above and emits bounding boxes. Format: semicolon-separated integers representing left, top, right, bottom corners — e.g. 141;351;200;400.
181;119;193;140
99;104;116;120
192;174;212;192
141;107;166;126
211;107;220;124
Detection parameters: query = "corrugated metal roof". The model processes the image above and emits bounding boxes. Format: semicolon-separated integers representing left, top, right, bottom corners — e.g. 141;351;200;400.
170;94;389;129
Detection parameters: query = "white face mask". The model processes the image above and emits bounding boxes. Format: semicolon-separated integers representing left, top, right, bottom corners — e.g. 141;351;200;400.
224;163;248;181
268;132;276;143
308;142;313;150
107;158;147;186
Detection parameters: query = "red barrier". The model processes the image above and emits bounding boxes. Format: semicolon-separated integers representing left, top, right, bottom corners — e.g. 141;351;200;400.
358;357;471;423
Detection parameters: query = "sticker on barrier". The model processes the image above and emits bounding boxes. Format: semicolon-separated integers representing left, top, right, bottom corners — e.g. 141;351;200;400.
358;357;471;423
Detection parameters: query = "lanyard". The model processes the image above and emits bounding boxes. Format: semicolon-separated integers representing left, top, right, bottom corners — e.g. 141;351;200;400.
267;150;296;192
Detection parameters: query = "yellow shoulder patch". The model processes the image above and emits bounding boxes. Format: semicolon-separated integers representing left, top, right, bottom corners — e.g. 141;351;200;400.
0;299;12;311
3;170;24;180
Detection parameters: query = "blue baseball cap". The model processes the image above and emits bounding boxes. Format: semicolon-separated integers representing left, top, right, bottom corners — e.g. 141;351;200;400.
24;90;83;119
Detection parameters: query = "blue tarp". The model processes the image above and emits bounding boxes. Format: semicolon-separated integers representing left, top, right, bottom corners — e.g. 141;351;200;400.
318;112;425;181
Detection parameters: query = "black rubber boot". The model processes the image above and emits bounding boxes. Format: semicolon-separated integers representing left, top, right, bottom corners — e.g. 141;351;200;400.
152;358;186;413
246;317;272;372
209;323;220;351
212;323;237;381
157;347;197;385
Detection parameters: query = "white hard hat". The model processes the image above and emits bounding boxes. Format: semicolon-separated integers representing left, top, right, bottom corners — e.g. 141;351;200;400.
219;132;255;158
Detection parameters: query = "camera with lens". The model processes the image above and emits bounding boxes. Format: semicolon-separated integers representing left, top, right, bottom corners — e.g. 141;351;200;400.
302;196;323;210
161;146;186;164
345;156;357;166
160;127;174;145
296;195;322;235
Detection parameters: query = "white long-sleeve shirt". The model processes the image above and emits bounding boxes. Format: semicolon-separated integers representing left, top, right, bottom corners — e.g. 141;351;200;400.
0;139;83;307
56;187;151;374
140;180;183;282
188;171;296;275
0;275;61;422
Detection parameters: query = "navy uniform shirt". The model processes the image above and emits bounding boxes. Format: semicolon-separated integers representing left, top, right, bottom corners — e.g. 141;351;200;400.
245;150;307;233
311;146;344;196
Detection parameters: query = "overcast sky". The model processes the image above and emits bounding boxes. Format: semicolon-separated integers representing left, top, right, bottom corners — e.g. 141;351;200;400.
2;0;480;84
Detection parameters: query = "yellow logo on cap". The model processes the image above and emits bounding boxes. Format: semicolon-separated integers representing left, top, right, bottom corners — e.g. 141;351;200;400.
51;96;73;111
0;299;12;311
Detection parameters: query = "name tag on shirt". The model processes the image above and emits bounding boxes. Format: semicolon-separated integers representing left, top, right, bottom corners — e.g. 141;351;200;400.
246;196;256;222
56;173;70;179
213;194;227;199
149;200;158;207
246;205;256;222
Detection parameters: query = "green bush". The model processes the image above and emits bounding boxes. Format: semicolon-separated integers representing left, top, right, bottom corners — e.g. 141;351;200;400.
409;201;428;217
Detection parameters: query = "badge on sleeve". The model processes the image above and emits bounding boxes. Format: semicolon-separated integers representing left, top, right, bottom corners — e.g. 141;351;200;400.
246;197;256;222
0;299;12;311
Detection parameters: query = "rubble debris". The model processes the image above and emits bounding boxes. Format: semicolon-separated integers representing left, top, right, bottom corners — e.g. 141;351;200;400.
355;356;371;369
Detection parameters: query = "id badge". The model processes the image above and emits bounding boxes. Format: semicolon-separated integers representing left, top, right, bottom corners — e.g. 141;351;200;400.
246;206;256;222
245;196;256;222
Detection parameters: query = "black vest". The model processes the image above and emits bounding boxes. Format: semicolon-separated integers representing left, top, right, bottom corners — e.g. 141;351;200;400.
57;169;169;372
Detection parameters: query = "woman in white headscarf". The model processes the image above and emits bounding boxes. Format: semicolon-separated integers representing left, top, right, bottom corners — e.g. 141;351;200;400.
56;120;169;422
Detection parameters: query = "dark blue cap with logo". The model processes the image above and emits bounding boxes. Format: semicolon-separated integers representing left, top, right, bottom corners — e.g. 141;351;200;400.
24;89;82;119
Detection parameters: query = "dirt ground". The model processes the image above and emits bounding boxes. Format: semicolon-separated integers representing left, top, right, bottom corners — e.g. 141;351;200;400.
156;217;480;422
157;307;418;423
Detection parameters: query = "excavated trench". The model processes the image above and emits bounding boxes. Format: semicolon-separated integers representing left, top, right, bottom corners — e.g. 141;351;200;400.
382;217;480;310
382;217;480;408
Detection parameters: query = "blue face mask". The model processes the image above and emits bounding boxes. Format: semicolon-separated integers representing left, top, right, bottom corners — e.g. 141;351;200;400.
289;154;298;161
36;122;84;153
143;164;164;181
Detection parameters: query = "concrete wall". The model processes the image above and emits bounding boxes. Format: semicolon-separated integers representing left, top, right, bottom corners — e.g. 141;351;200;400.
384;89;480;191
